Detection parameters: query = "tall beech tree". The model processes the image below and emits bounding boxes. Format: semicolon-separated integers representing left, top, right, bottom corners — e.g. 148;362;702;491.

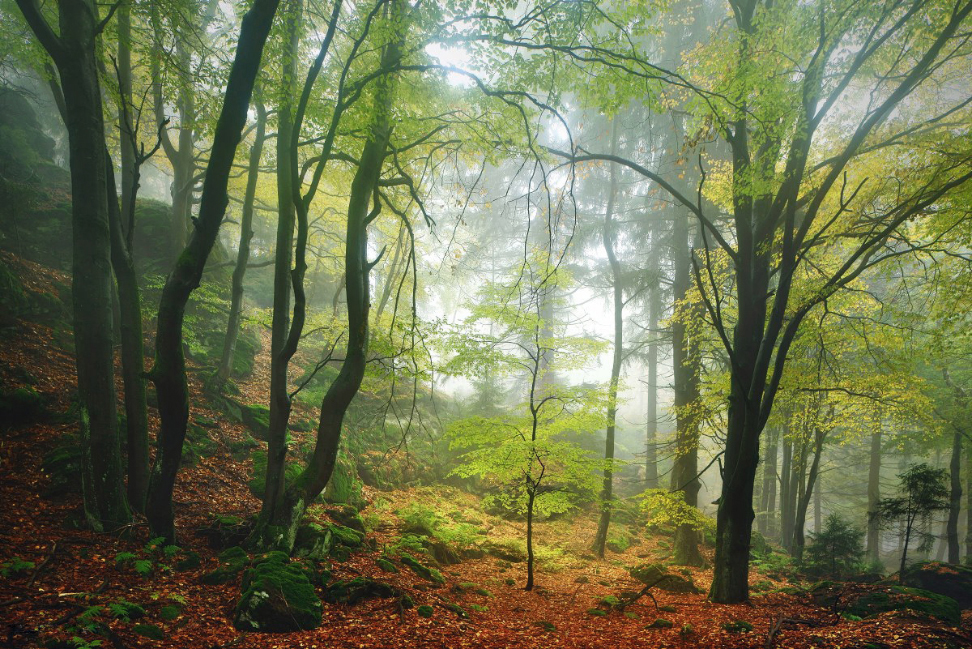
14;0;130;531
145;0;281;542
558;0;972;602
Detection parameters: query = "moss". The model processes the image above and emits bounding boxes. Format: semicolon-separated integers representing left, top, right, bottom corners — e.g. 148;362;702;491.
628;563;699;594
536;620;556;631
417;604;434;618
722;620;754;633
240;403;270;440
200;546;249;585
322;577;400;605
649;618;673;628
587;608;608;617
606;533;631;554
376;557;399;573
400;553;445;584
233;554;322;632
159;605;181;621
247;450;302;499
132;623;164;640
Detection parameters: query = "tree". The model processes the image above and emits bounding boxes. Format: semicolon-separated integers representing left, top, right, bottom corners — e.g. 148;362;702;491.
556;0;972;602
804;513;865;580
145;0;281;541
13;0;130;531
874;463;950;578
443;256;605;590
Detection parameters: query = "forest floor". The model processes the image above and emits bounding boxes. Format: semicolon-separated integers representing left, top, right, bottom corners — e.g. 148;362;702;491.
1;250;971;649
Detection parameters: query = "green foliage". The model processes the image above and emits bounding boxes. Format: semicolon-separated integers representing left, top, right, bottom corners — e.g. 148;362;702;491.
875;463;951;573
639;489;714;538
417;604;434;618
0;556;34;578
803;514;865;579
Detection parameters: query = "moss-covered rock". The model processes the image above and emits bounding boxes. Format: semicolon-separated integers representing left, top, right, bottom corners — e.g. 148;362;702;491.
902;562;972;609
813;583;961;625
293;523;334;561
200;546;250;585
401;553;445;584
240;403;270;440
233;552;322;632
198;514;252;550
628;563;700;594
132;624;164;640
417;604;434;618
327;505;365;532
376;557;399;573
722;620;754;633
0;385;48;430
322;577;400;605
648;618;673;628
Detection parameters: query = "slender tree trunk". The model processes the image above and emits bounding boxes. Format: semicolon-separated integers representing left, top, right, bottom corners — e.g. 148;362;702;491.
593;118;623;558
758;428;777;535
145;0;281;542
117;3;134;221
218;96;266;385
966;437;971;560
257;1;401;548
525;487;536;591
106;155;149;512
14;0;131;531
866;427;882;564
814;469;822;534
260;0;301;536
947;429;962;563
670;214;702;566
779;437;793;547
792;426;824;563
644;213;661;490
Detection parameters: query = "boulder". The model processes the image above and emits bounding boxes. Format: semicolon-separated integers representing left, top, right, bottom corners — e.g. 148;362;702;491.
902;562;972;609
233;552;321;632
200;546;250;585
628;563;700;594
322;577;400;605
812;583;960;625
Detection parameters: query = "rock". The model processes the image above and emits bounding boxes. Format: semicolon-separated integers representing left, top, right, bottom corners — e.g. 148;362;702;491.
240;404;270;440
174;550;201;572
812;583;961;625
628;563;700;594
648;618;673;628
574;575;589;584
198;514;252;550
376;557;399;573
200;546;250;585
233;553;322;632
327;505;365;532
417;604;434;618
401;553;445;584
902;562;972;609
293;523;335;561
483;540;526;563
322;577;400;605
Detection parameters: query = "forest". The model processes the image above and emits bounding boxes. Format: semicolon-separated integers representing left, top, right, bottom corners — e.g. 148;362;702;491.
0;0;971;646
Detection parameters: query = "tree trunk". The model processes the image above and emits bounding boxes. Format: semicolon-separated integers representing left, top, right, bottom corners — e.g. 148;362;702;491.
218;95;266;385
525;486;536;591
260;0;301;537
866;427;882;564
257;1;401;548
593;117;623;559
106;155;149;512
947;429;962;563
117;3;134;222
644;214;661;490
145;0;281;542
670;213;702;566
779;437;793;547
14;0;131;531
792;426;824;563
758;428;777;535
814;469;822;534
966;436;971;561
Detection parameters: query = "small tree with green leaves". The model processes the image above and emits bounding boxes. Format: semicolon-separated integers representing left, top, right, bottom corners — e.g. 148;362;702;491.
873;463;950;578
442;254;605;590
803;514;865;580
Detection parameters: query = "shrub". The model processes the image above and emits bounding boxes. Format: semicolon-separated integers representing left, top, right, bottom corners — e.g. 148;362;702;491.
803;513;865;579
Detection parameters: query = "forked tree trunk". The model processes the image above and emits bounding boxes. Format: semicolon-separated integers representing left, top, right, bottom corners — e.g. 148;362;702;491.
145;0;281;542
15;0;130;532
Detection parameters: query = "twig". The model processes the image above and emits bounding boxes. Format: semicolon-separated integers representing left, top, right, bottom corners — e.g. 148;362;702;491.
26;541;56;588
